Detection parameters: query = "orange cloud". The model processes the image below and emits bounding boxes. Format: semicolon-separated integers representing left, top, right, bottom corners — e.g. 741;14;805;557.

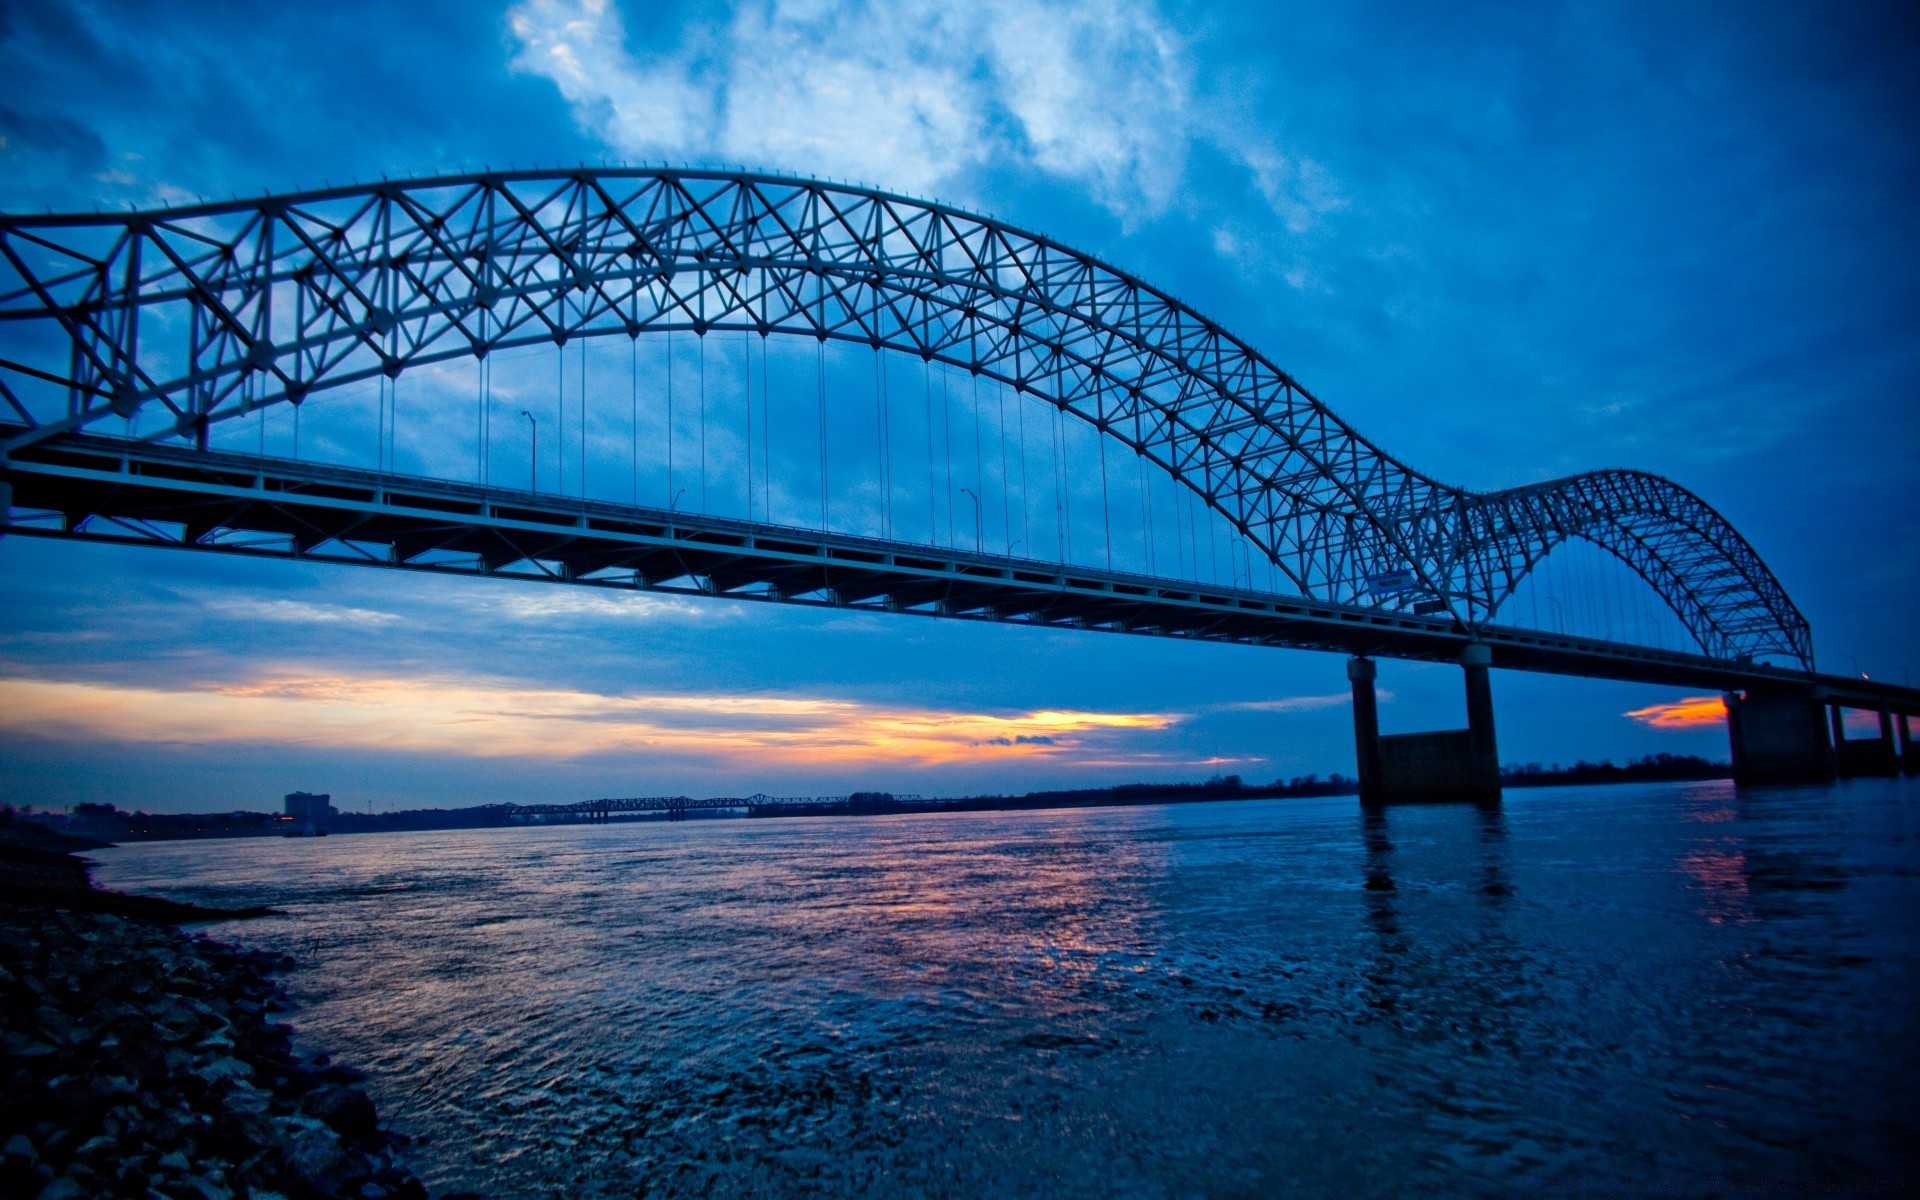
1624;695;1727;730
0;671;1175;768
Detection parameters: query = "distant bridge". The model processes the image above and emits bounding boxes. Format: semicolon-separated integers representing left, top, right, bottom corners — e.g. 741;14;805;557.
504;794;925;822
0;169;1911;798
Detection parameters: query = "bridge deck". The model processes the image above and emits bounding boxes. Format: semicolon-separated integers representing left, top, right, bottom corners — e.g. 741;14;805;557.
4;429;1915;715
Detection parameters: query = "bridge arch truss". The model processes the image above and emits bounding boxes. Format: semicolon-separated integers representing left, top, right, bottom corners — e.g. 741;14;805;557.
0;169;1811;668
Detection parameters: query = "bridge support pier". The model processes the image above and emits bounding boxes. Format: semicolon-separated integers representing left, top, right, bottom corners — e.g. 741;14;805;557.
1348;657;1383;806
1831;705;1900;778
1725;688;1836;784
1348;647;1500;806
1900;714;1914;775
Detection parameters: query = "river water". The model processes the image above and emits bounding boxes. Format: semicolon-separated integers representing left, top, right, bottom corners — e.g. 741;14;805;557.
93;779;1919;1198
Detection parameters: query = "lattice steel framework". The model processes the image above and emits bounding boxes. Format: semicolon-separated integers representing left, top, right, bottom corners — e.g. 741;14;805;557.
0;169;1812;666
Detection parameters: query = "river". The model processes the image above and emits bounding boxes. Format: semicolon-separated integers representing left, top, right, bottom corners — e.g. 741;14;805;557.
92;778;1919;1198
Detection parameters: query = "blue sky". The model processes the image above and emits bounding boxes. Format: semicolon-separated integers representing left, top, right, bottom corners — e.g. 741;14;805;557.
1;0;1915;812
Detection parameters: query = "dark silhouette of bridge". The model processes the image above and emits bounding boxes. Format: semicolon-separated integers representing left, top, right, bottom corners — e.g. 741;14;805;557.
0;169;1911;799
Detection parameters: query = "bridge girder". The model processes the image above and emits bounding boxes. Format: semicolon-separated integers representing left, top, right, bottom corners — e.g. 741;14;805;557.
0;169;1811;667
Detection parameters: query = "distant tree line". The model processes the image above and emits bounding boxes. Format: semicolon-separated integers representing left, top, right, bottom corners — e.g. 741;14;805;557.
1500;753;1729;787
16;755;1731;843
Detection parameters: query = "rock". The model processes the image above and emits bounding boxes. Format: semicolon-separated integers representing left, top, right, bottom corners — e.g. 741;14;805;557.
0;1133;41;1197
195;1058;253;1087
276;1115;355;1195
220;1082;272;1116
3;1032;56;1060
182;1174;233;1200
2;905;423;1200
35;1174;93;1200
307;1084;380;1141
71;1134;115;1160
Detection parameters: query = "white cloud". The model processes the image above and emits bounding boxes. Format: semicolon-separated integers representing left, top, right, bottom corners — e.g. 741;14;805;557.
1217;688;1393;714
479;588;713;623
507;0;711;151
203;597;402;628
505;0;1334;224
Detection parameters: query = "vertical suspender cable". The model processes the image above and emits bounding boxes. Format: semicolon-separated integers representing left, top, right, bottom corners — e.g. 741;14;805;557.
942;368;955;550
577;337;587;499
817;339;829;530
874;351;885;538
876;351;892;540
1188;486;1202;583
291;287;301;461
666;331;675;509
924;358;937;544
630;334;639;505
970;373;987;553
1208;497;1220;585
761;333;772;525
744;331;753;521
1170;483;1182;580
1137;453;1152;575
1016;386;1030;557
990;376;1007;553
1059;405;1072;563
1529;554;1540;632
555;347;564;496
698;330;707;512
1098;425;1113;570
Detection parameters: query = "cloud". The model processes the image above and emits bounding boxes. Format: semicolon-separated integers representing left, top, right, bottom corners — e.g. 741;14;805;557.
480;588;713;623
505;0;1333;222
1220;690;1386;714
1624;695;1726;730
202;597;402;628
0;669;1174;767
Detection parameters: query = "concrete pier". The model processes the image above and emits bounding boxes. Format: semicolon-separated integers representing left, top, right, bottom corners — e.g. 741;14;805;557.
1348;657;1384;806
1833;705;1900;778
1725;688;1835;784
1900;714;1914;776
1349;646;1501;805
1460;643;1501;798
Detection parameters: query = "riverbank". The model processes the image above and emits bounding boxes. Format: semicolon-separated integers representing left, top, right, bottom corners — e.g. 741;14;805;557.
0;821;432;1200
26;755;1733;844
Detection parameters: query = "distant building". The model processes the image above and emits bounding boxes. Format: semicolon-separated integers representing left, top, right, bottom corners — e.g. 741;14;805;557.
284;792;336;826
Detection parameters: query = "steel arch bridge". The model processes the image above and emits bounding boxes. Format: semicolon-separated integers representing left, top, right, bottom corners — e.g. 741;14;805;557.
0;168;1811;669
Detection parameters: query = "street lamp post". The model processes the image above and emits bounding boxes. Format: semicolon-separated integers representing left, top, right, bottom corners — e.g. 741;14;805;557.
519;410;538;492
959;486;982;553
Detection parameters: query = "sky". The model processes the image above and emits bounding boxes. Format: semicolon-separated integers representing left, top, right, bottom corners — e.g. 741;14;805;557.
1;0;1915;812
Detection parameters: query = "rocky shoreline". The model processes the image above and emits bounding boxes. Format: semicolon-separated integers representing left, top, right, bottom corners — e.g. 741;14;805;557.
0;819;436;1199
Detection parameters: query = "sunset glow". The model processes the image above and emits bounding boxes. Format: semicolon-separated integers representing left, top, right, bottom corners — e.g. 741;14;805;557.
0;671;1177;768
1624;695;1727;730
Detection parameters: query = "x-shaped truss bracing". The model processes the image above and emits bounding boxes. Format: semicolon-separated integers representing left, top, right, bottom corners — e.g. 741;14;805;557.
0;169;1812;668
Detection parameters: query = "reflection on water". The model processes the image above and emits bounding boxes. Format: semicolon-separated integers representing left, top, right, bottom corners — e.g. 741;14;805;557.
95;778;1920;1198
